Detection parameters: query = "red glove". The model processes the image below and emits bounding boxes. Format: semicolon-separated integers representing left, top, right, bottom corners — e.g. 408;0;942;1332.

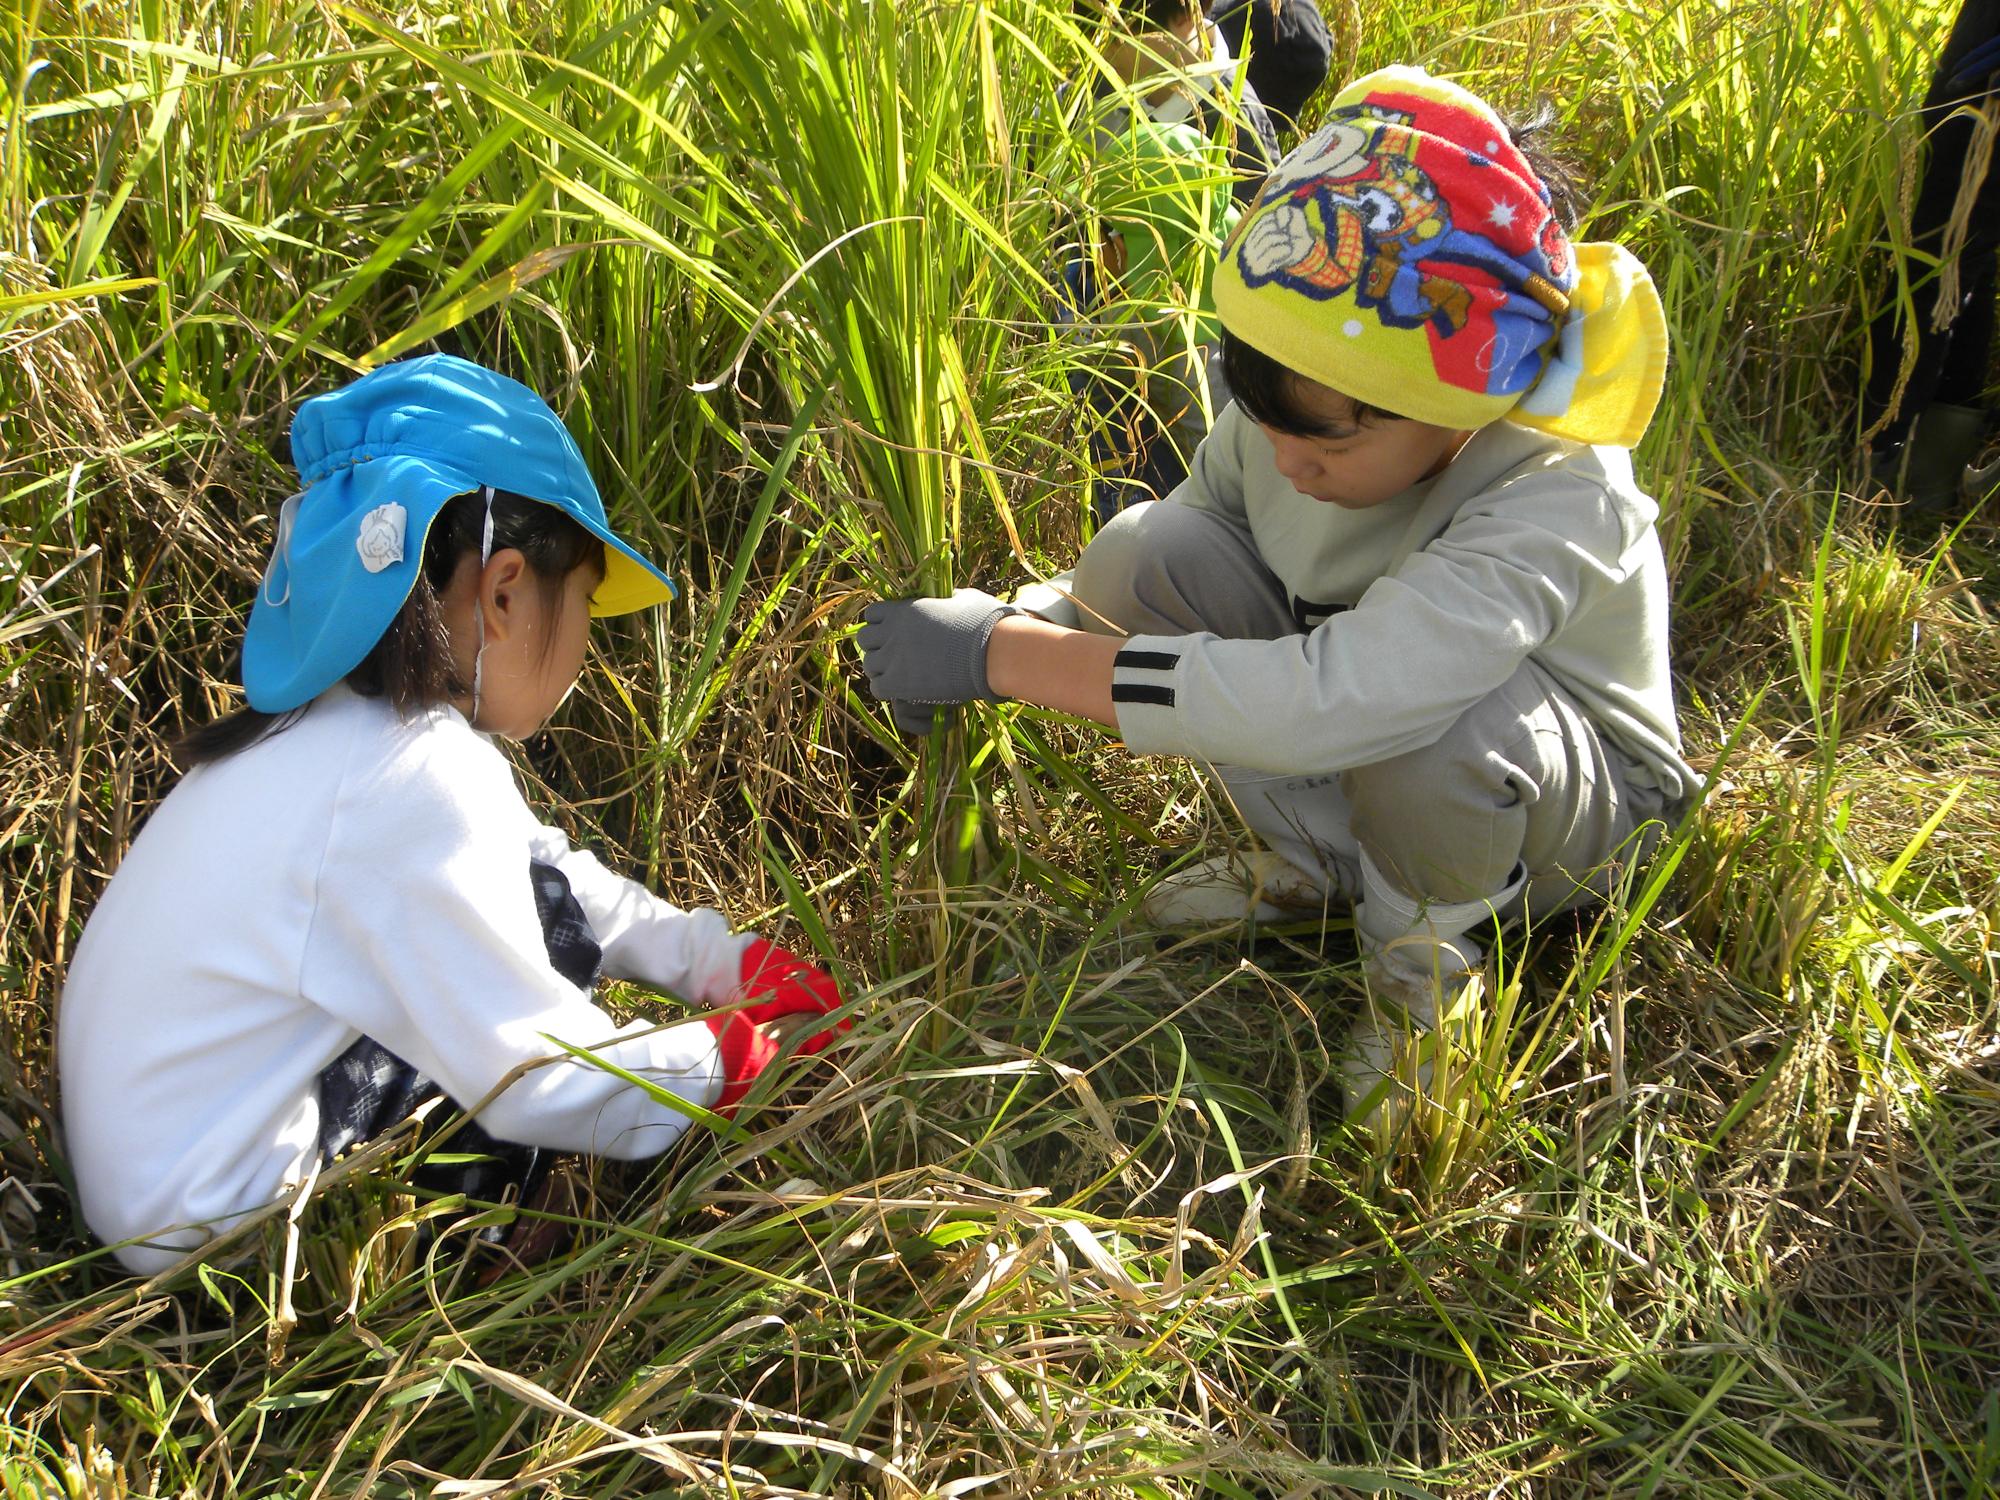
703;938;849;1112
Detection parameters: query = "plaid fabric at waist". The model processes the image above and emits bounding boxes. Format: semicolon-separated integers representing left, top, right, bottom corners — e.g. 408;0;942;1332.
316;856;606;1201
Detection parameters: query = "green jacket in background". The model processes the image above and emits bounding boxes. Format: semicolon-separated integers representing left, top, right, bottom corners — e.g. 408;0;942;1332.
1089;103;1242;354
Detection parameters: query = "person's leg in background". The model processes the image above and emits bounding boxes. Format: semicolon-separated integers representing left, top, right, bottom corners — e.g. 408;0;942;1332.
1087;325;1230;526
1865;0;2000;515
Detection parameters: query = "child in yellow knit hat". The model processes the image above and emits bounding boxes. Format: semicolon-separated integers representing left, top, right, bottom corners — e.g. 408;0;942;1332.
858;68;1695;1130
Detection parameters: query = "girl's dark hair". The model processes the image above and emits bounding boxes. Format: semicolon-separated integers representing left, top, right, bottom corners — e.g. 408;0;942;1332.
1223;98;1591;438
179;489;602;766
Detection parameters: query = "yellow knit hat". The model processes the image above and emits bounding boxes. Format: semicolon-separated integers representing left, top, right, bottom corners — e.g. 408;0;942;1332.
1213;66;1668;448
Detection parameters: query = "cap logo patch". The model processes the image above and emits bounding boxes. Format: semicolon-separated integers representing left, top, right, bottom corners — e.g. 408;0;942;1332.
355;503;407;573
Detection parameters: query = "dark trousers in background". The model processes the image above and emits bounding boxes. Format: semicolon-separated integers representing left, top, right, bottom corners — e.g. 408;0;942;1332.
1060;256;1221;524
1865;0;2000;449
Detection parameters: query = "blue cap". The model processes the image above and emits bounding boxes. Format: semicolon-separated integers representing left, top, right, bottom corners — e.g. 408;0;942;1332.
243;355;676;712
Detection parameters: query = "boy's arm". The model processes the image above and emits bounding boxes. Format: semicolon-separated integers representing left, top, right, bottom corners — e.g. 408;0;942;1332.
858;591;1123;729
986;615;1123;725
859;412;1255;726
858;471;1637;774
1103;474;1641;774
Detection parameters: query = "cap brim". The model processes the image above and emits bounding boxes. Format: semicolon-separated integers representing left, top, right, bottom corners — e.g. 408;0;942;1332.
589;530;677;615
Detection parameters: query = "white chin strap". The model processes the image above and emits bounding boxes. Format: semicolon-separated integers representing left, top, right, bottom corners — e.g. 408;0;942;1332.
259;492;304;607
469;485;496;728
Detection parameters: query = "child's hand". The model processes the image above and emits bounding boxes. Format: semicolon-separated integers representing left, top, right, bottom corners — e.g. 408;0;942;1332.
856;589;1019;734
730;938;846;1051
702;938;849;1113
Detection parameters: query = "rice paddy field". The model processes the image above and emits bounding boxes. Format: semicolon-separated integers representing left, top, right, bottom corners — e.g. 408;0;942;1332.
4;0;1999;1494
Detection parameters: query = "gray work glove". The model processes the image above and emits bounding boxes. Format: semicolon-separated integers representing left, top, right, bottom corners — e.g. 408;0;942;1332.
857;588;1020;736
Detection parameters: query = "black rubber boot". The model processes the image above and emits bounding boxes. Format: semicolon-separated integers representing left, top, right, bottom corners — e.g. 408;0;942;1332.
1877;401;1989;515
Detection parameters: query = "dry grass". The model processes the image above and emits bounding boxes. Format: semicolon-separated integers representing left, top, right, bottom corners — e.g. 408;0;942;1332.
4;0;2000;1495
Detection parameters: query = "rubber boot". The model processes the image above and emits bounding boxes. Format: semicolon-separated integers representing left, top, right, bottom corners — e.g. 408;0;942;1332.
1878;402;1988;515
1143;767;1362;926
1963;448;2000;508
1340;849;1526;1134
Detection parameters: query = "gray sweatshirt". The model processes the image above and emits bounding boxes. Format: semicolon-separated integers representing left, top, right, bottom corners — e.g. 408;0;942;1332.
1037;403;1697;800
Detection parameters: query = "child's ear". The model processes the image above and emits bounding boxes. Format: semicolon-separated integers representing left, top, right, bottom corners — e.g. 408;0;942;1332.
481;548;533;636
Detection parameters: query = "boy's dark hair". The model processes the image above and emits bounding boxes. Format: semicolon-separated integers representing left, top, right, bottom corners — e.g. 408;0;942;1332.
1223;99;1588;438
1505;99;1584;229
180;490;602;766
1221;333;1397;437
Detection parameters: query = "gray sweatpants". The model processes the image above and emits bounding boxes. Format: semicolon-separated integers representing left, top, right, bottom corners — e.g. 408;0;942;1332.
1070;500;1677;918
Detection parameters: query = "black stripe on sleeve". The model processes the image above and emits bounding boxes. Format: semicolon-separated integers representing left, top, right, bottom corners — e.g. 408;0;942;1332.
1112;683;1176;707
1115;648;1179;672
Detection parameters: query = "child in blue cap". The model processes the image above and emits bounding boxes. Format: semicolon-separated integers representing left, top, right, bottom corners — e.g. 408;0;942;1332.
59;354;849;1276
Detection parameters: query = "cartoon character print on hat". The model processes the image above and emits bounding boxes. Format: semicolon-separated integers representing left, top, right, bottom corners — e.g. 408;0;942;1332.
1227;93;1577;401
355;503;407;573
1233;111;1461;322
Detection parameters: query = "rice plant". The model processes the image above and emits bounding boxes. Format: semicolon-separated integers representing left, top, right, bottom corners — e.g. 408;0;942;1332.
4;0;1998;1494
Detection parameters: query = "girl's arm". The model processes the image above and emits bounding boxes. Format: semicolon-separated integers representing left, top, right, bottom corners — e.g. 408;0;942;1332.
307;725;834;1156
530;827;747;1004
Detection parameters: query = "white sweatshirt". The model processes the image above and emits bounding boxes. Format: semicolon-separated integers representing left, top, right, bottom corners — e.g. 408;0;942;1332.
1046;405;1697;800
58;686;747;1274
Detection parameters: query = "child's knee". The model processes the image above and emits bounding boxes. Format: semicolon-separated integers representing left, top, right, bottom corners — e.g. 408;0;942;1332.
1071;503;1154;626
1342;697;1531;904
1071;501;1221;634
